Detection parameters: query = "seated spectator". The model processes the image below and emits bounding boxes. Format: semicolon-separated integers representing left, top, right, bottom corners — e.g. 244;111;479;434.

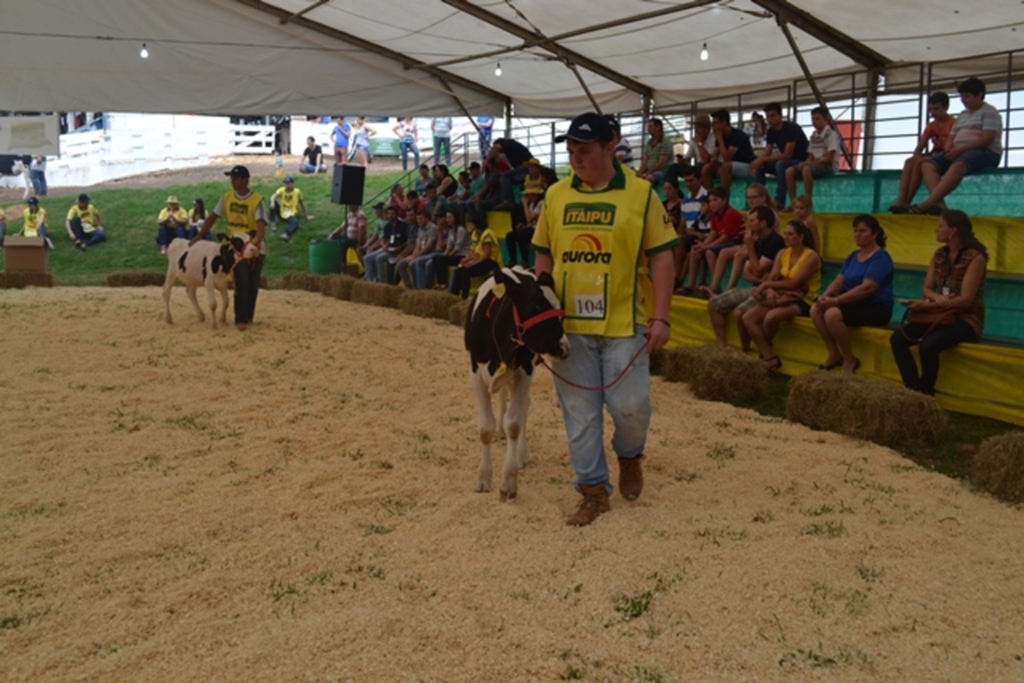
388;184;408;219
471;158;504;214
65;193;106;251
363;206;409;283
912;78;1003;215
299;136;326;173
663;177;683;234
702;109;756;193
666;114;714;184
784;107;840;209
890;209;986;395
449;213;501;299
455;171;472;201
507;164;549;267
487;137;534;206
683;187;744;294
360;203;387;259
413;164;432;194
673;166;709;289
889;92;955;213
745;112;767;147
269;177;310;242
812;214;894;373
433;164;458;199
707;182;779;294
397;211;440;289
607;117;634;168
393;116;420;171
428;210;471;289
422;183;449;224
705;205;785;350
742;219;821;371
156;195;192;254
327;203;368;266
750;102;809;208
403;189;424;217
189;198;210;240
790;195;820;252
638;118;674;184
19;197;50;245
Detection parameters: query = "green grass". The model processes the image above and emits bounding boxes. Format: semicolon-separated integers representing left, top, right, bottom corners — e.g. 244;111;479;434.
0;170;407;285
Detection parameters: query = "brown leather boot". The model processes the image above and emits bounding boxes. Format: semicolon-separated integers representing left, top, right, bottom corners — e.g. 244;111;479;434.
565;484;611;527
618;455;644;501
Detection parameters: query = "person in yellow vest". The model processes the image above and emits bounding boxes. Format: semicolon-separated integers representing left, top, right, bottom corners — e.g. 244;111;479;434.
532;112;678;527
190;165;267;331
18;196;55;249
269;177;310;242
157;195;191;255
66;193;106;251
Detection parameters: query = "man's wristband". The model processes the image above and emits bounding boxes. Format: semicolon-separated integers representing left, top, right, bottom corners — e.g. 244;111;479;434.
649;317;671;328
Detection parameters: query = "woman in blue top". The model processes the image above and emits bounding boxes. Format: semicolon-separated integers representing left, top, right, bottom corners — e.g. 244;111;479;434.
810;214;894;373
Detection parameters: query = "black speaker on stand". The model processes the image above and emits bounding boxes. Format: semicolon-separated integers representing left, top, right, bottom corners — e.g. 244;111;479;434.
331;163;365;205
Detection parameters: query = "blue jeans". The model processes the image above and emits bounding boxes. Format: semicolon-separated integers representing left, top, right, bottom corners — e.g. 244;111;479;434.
157;224;195;246
363;250;391;283
433;136;451;165
399;139;420;171
283;216;300;237
552;328;651;491
30;169;47;195
773;159;802;205
69;216;106;246
410;254;436;289
500;165;530;204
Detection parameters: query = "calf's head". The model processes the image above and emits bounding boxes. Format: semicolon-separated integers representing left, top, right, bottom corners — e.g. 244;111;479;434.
498;266;570;360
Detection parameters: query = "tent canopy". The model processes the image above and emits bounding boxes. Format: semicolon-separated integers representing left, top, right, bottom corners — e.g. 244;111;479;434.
2;0;1021;117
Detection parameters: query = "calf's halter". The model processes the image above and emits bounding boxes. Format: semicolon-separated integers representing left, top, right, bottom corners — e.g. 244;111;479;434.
511;304;563;344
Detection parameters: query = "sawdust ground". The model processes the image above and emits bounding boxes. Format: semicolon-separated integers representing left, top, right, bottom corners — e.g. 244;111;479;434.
1;287;1022;682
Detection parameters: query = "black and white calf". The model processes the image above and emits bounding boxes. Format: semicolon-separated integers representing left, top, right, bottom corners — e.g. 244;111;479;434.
465;266;569;500
163;235;257;329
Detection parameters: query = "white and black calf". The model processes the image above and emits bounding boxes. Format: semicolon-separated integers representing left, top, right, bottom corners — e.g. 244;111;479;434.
163;235;256;329
465;266;569;500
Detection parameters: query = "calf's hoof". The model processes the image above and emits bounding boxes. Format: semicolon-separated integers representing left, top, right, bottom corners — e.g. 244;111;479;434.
499;487;517;502
474;480;491;493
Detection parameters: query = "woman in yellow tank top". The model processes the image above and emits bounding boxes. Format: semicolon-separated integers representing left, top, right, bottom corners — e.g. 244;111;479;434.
741;219;821;371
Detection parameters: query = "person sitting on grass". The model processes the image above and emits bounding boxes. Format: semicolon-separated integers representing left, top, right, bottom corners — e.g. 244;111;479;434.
270;177;311;242
189;198;211;241
811;214;894;374
742;219;821;372
783;107;840;209
888;92;955;214
705;205;785;351
65;193;106;251
448;213;501;299
156;195;192;255
909;77;1003;215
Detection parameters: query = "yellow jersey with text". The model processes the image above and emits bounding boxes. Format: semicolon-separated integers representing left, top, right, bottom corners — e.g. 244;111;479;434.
67;204;100;233
23;208;47;236
533;164;677;336
272;187;303;218
470;227;503;267
219;190;266;237
158;207;189;226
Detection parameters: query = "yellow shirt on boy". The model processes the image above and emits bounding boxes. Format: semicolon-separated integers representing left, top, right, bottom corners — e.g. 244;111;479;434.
23;208;48;237
533;163;677;337
67;204;100;233
272;187;303;219
470;227;503;267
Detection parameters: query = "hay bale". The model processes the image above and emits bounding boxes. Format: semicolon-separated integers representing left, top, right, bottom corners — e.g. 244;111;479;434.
350;280;401;309
972;431;1024;503
280;272;324;293
662;345;766;403
449;298;472;327
318;274;357;301
106;271;165;287
787;372;946;450
399;289;459;320
0;272;55;288
648;348;668;376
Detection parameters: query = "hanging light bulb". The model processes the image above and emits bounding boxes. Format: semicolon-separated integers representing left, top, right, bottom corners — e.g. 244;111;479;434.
140;43;149;59
700;43;709;62
495;62;502;77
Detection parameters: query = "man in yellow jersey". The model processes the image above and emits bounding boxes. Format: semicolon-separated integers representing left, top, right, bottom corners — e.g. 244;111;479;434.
269;176;310;241
65;193;106;251
533;112;678;527
190;165;267;331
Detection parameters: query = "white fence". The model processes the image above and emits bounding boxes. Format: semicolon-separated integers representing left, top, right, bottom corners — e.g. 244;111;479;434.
44;114;274;188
